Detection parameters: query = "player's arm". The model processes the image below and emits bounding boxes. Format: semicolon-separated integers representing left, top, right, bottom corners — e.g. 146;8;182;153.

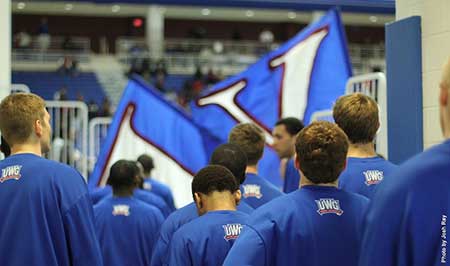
359;191;402;266
167;231;193;266
63;193;103;266
223;225;267;266
150;218;175;266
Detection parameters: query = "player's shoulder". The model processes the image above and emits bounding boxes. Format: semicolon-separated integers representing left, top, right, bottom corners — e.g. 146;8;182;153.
250;193;295;219
337;189;370;206
161;203;196;231
390;141;450;185
133;197;163;213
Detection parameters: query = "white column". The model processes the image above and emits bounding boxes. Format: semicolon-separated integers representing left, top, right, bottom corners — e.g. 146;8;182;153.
146;5;165;60
396;0;450;149
0;0;11;100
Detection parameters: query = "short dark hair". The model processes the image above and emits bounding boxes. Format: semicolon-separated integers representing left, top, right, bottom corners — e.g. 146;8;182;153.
275;117;304;135
333;93;379;144
295;121;348;184
137;154;154;174
228;123;265;165
210;143;248;184
107;160;138;189
192;165;239;199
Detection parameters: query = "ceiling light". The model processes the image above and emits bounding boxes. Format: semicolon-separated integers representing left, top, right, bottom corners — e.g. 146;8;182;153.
112;5;121;13
201;8;211;16
64;4;73;11
17;2;26;10
288;11;296;19
245;10;254;17
369;16;378;23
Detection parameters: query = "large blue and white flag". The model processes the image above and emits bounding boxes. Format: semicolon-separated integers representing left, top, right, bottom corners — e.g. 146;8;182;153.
89;77;220;207
191;9;352;185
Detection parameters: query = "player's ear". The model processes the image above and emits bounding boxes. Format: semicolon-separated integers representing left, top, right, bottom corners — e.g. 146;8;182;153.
194;192;203;211
294;153;300;170
35;119;43;137
194;192;201;206
234;189;241;206
440;82;449;107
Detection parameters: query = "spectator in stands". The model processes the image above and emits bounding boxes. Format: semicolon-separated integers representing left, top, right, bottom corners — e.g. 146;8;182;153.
54;86;68;101
62;36;77;51
14;29;31;49
128;45;148;77
97;99;112;117
206;68;220;87
154;72;166;93
37;17;50;52
259;28;274;53
57;56;78;76
88;100;100;120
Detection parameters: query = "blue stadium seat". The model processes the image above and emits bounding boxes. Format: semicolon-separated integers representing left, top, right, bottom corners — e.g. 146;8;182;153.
12;71;107;105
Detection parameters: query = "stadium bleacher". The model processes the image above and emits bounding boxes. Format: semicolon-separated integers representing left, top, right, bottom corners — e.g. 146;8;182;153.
12;71;107;105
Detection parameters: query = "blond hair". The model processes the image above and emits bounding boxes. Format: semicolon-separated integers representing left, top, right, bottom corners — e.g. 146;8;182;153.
333;93;379;144
0;93;46;145
228;123;265;165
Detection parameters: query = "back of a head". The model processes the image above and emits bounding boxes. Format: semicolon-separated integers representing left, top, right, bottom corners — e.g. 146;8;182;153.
210;143;248;185
192;165;239;198
137;154;154;175
333;93;379;144
0;93;46;146
295;121;349;184
228;123;265;166
275;117;304;136
107;160;138;190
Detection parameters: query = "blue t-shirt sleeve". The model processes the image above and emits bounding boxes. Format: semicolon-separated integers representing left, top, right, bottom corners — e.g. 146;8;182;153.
63;193;103;266
151;218;175;266
223;225;267;266
168;230;193;266
359;187;404;266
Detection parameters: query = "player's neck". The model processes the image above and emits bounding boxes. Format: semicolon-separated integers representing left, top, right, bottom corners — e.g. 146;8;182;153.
203;192;237;212
10;143;42;157
300;175;338;188
347;142;377;158
113;187;135;197
245;165;258;174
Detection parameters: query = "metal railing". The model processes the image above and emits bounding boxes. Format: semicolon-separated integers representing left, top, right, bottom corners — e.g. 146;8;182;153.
46;100;89;179
12;35;91;63
88;117;112;172
346;72;388;158
116;37;277;56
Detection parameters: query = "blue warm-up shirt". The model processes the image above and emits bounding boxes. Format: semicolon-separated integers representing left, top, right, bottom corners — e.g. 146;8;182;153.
241;173;283;209
169;210;248;266
224;185;369;266
90;185;171;217
360;140;450;266
339;156;397;198
94;196;164;266
144;178;176;211
151;201;253;266
0;153;103;266
283;158;301;193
